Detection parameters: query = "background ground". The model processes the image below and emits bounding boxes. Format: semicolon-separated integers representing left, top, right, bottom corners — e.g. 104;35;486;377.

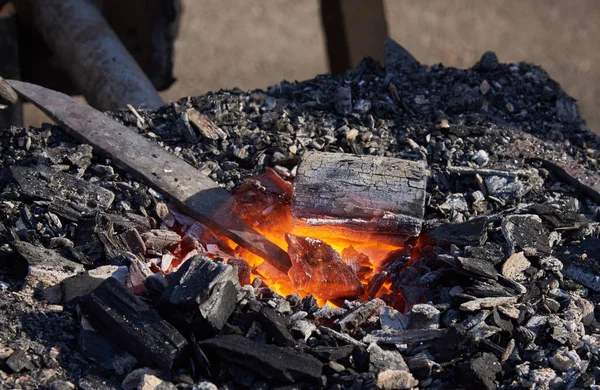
25;0;600;133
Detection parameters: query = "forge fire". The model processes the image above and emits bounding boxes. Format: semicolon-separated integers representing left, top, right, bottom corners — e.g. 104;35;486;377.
160;152;427;310
2;44;600;390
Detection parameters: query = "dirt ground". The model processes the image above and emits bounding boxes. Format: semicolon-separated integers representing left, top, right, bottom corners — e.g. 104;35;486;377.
161;0;599;133
22;0;599;133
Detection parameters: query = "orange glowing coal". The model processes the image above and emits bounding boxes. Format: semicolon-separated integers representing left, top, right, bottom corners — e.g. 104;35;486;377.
165;168;416;310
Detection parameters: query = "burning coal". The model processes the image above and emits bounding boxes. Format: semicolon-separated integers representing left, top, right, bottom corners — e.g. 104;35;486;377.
158;151;427;309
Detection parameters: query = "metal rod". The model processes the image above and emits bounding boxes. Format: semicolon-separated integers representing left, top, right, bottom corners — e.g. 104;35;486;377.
26;0;163;111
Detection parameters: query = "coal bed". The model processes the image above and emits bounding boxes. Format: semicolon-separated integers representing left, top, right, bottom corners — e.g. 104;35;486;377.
1;40;600;389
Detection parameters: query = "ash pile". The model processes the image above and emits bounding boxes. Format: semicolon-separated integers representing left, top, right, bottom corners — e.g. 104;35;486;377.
1;39;600;390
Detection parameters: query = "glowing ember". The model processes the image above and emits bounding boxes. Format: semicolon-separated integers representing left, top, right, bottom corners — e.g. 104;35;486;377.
161;168;414;308
286;234;364;300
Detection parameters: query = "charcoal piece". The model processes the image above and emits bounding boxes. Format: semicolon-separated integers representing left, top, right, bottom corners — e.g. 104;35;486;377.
367;343;417;390
291;151;427;243
380;306;409;330
291;319;317;341
62;265;128;302
459;353;501;390
9;241;84;286
186;108;225;140
334;86;352;115
256;307;295;347
529;203;588;230
341;246;373;278
48;200;87;222
308;345;354;363
5;348;34;372
367;343;409;372
457;257;498;280
491;308;514;333
78;329;137;375
200;335;322;383
385;38;418;74
363;329;445;345
406;353;440;379
226;257;252;286
145;273;168;301
286;234;364;300
125;255;153;295
301;295;319;314
337;298;385;334
467;279;517;298
80;277;188;370
428;217;488;247
502;214;551;256
313;304;347;320
460;296;517;312
485;175;533;201
107;212;152;233
468;322;501;342
473;51;499;72
117;228;146;257
318;325;367;348
407;304;440;330
78;375;121;390
74;214;98;246
174;112;198;143
142;229;181;252
9;164;114;210
465;242;504;265
160;255;240;332
556;238;600;291
70;241;103;265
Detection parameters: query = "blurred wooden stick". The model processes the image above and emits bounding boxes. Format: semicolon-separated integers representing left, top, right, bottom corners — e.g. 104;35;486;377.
22;0;163;111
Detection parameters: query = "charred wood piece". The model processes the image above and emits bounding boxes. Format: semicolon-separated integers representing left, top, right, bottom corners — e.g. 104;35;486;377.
9;165;114;211
286;234;364;300
160;255;240;332
9;241;84;287
501;215;551;256
142;229;181;253
79;277;188;370
292;151;427;244
363;329;445;345
337;298;385;334
200;335;322;384
428;217;488;247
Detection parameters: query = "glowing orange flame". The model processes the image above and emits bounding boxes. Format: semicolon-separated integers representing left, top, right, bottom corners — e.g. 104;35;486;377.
164;168;417;310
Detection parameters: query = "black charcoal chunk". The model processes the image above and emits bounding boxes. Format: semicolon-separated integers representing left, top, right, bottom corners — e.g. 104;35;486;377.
6;349;35;373
9;241;84;286
9;164;114;210
473;51;499;72
429;217;488;247
457;257;498;280
334;86;352;115
160;255;240;332
80;277;188;370
200;335;322;384
385;38;418;74
459;353;502;390
78;329;137;375
337;298;385;334
502;214;551;256
308;345;354;363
